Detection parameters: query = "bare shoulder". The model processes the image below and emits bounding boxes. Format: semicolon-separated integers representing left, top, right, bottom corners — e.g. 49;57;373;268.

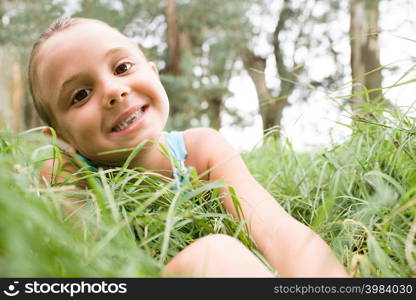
183;128;237;179
183;127;234;156
183;127;224;145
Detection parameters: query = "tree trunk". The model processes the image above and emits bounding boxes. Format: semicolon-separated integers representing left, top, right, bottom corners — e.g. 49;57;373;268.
349;0;382;115
242;0;296;137
242;49;283;135
270;0;296;135
165;0;181;75
208;96;223;130
164;0;194;119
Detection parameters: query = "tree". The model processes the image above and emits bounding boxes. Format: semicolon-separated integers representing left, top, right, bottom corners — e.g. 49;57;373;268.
160;0;253;130
243;0;299;136
0;0;66;128
243;0;346;137
349;0;383;115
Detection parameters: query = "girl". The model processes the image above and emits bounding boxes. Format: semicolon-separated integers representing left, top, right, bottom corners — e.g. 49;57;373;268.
29;17;348;277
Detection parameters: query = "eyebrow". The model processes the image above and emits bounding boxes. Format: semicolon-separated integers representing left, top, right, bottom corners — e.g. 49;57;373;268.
58;47;129;99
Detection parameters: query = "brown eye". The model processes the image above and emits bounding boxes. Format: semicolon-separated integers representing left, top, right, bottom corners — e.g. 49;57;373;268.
72;89;90;104
114;62;132;75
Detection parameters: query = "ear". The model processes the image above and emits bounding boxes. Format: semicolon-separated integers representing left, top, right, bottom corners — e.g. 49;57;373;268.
42;127;76;155
42;127;66;143
149;62;159;76
42;127;55;137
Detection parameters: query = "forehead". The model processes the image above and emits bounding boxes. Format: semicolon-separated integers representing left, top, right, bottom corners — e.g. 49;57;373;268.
35;22;137;105
38;21;135;73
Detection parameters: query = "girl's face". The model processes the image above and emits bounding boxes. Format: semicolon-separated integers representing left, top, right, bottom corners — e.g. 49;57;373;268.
35;22;169;165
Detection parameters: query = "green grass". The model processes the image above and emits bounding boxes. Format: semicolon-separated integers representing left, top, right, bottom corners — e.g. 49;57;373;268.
244;109;416;277
0;129;250;277
0;107;416;277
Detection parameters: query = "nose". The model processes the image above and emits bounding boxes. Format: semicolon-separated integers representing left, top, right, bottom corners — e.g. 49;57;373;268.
103;80;129;108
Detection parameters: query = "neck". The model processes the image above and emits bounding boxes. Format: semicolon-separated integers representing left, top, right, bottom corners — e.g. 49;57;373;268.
129;133;173;177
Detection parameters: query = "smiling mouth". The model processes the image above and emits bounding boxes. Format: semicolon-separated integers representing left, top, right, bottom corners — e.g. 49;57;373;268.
111;105;147;132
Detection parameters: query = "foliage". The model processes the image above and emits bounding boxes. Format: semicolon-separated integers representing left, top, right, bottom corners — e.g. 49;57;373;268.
0;0;64;50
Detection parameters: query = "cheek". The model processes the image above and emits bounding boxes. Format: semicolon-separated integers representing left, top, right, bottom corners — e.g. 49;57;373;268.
60;109;101;144
135;75;167;99
162;101;169;121
155;85;169;113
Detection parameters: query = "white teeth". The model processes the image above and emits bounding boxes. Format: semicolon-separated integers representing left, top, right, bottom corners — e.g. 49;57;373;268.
113;107;144;132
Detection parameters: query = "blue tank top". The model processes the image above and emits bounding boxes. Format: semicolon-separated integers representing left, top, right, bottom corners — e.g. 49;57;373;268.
163;131;189;189
78;131;189;185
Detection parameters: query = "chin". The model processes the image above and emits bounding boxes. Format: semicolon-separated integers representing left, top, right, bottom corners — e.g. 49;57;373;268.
137;127;165;142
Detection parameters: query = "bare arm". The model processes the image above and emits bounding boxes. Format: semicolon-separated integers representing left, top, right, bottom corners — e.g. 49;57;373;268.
186;128;348;277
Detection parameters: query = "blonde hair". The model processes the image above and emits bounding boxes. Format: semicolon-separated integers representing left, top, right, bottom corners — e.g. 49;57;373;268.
28;17;110;126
